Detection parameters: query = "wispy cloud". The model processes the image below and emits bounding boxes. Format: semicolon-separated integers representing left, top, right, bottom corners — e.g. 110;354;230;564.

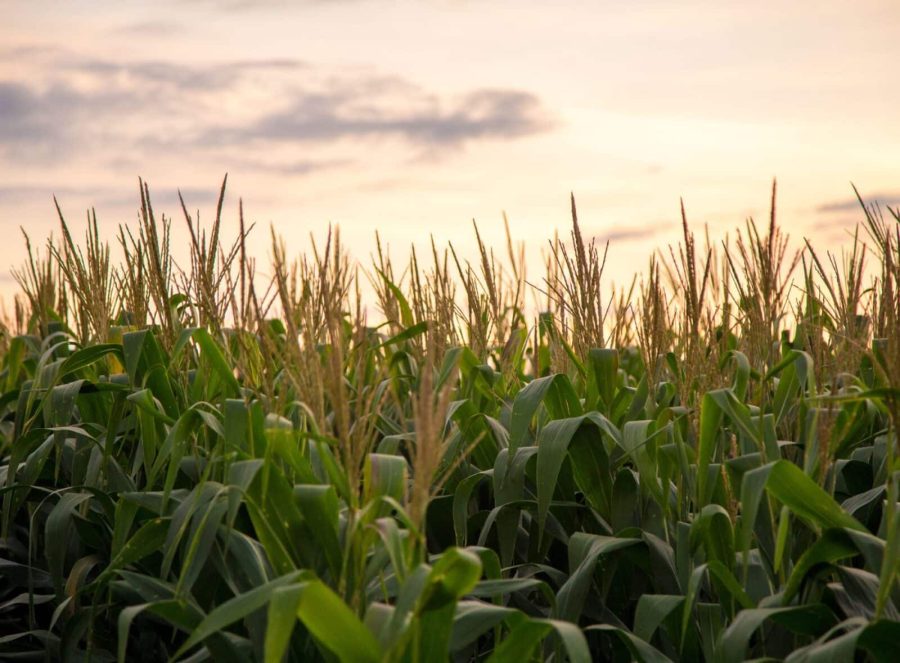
0;184;111;203
0;48;554;167
180;0;357;10
591;225;663;244
0;82;86;155
201;88;550;149
113;20;184;37
816;192;900;213
232;157;351;175
0;182;238;216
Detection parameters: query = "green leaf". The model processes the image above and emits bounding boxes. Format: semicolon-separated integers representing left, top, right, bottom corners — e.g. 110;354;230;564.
376;268;415;328
586;623;673;663
450;601;519;652
487;618;590;663
509;374;582;454
555;533;642;622
59;343;124;378
739;461;865;565
122;329;178;419
587;348;619;412
783;529;860;604
634;594;684;642
621;420;665;505
487;618;552;662
172;327;241;399
294;484;342;580
536;414;618;542
295;579;382;663
765;461;866;533
419;547;483;612
365;453;408;505
99;517;169;583
717;605;836;662
699;389;763;507
452;469;492;546
379;321;429;349
690;504;735;569
174;572;303;659
766;349;813;428
264;585;304;663
45;492;93;592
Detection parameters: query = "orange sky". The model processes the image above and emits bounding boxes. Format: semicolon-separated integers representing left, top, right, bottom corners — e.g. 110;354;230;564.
2;0;899;303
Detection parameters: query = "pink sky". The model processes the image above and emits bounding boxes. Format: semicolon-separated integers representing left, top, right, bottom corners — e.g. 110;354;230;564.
2;0;899;302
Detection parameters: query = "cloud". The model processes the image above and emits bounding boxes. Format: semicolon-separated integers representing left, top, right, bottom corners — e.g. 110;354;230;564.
0;82;74;151
0;183;233;217
232;157;351;175
114;20;183;37
180;0;358;10
143;186;231;210
816;192;900;213
0;49;553;166
0;67;184;158
591;225;662;244
70;57;307;88
204;88;551;148
0;184;108;203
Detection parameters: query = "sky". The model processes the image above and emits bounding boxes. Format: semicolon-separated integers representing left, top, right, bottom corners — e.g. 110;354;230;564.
1;0;899;305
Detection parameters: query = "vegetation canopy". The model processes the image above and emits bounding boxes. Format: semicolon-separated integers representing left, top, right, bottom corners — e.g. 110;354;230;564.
1;178;899;662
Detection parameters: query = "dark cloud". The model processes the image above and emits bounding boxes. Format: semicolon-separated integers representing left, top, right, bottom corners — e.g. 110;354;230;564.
816;192;900;214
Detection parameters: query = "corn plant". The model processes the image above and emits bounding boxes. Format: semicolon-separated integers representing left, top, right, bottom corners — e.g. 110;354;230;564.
0;180;899;661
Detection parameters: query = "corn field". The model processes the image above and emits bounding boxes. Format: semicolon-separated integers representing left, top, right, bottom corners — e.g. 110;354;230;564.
1;178;899;661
